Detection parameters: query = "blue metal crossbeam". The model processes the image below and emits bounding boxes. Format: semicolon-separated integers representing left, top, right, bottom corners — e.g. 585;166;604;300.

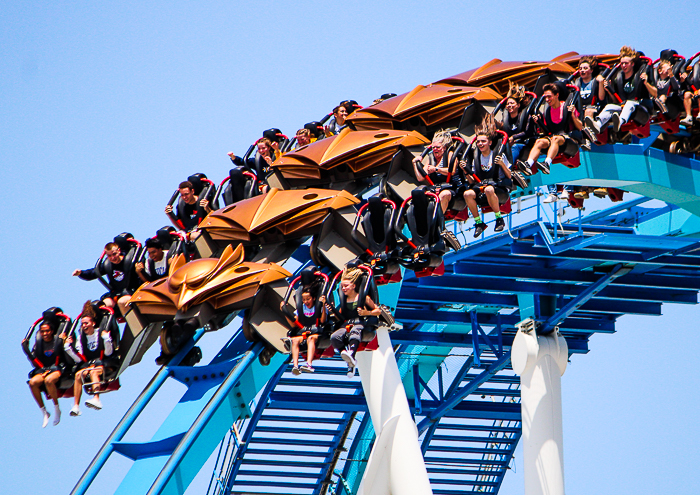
416;352;512;434
540;264;633;334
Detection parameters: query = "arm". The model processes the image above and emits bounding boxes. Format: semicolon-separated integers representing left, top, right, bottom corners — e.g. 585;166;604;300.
569;105;583;131
495;155;511;179
596;74;606;102
73;267;98;281
435;150;453;176
135;262;150;284
358;296;382;317
63;335;83;363
102;332;114;357
319;295;327;324
640;72;657;98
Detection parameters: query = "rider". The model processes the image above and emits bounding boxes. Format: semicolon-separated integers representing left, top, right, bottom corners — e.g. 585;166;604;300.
281;286;327;374
23;321;67;427
412;130;463;213
135;237;170;284
584;46;656;136
72;241;138;318
164;180;212;233
63;302;116;416
460;117;512;237
328;267;381;378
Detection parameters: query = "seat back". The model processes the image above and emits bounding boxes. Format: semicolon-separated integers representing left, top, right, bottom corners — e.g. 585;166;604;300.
360;196;395;254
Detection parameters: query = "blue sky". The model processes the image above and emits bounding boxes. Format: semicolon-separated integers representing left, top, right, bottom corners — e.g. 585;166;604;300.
2;2;700;494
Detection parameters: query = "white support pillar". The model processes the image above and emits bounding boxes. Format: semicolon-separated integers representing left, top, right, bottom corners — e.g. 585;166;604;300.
355;327;433;495
512;321;568;495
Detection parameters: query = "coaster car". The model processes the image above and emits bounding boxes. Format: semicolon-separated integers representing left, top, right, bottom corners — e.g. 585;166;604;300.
346;85;501;136
194;187;360;259
125;244;291;354
66;304;122;395
350;194;402;284
22;308;75;393
394;187;446;276
435;53;609;94
269;127;429;191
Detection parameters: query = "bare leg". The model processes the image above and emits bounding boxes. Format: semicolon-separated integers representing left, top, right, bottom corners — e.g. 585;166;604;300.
438;190;451;213
684;92;693;117
546;136;565;161
483;186;500;214
291;336;302;368
28;374;46;408
117;295;131;318
527;139;548;162
73;370;84;407
89;368;102;398
44;371;61;405
306;335;318;367
463;189;479;220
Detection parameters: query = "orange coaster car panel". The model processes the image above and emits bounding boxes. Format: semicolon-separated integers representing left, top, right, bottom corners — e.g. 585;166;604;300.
129;244;291;315
272;128;429;181
198;188;360;243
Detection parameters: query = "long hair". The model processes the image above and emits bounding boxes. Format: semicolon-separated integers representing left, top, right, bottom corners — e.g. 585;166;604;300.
82;300;97;321
506;81;525;103
475;113;496;140
341;267;363;287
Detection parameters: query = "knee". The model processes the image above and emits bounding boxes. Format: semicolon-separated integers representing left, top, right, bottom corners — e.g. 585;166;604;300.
464;190;476;200
45;374;59;385
484;186;496;196
29;376;42;387
553;136;565;145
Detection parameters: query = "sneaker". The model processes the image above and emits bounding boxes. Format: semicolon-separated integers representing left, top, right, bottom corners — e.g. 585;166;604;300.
584;116;600;134
42;410;50;428
582;127;597;144
70;405;81;417
347;364;356;378
85;396;103;411
281;337;292;353
441;229;461;251
473;222;488;238
558;190;569;200
593;187;608;198
494;217;505;232
574;189;590;199
340;349;356;368
538;161;551;175
300;364;315;373
516;160;533;176
681;115;694;126
543;193;557;204
611;113;621;132
654;98;668;114
580;139;592;152
291;366;301;376
512;171;528;189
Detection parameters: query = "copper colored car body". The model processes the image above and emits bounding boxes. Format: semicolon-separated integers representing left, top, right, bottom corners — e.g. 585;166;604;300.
128;244;291;320
271;127;429;187
348;52;618;133
197;187;360;245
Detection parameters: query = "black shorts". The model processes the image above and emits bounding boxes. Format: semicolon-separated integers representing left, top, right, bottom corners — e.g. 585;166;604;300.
474;182;511;207
288;326;322;338
28;365;62;379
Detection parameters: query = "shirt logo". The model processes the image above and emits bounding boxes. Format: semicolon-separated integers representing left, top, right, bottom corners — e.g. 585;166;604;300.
113;270;124;281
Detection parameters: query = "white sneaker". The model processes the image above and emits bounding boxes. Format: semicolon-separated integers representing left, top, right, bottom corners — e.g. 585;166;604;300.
70;405;81;417
347;364;356;378
85;396;103;411
543;194;557;204
42;410;50;428
681;115;694;126
340;349;356;367
558;190;569;200
53;407;61;426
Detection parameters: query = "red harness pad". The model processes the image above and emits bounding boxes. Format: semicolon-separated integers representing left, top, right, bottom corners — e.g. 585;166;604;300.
481;199;512;214
415;260;445;278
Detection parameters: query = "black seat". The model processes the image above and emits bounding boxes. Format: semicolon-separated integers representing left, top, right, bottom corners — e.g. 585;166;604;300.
351;195;400;279
395;187;445;272
218;168;260;206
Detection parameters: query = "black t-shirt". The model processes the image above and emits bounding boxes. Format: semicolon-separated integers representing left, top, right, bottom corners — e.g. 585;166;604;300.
178;201;202;231
619;74;649;101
